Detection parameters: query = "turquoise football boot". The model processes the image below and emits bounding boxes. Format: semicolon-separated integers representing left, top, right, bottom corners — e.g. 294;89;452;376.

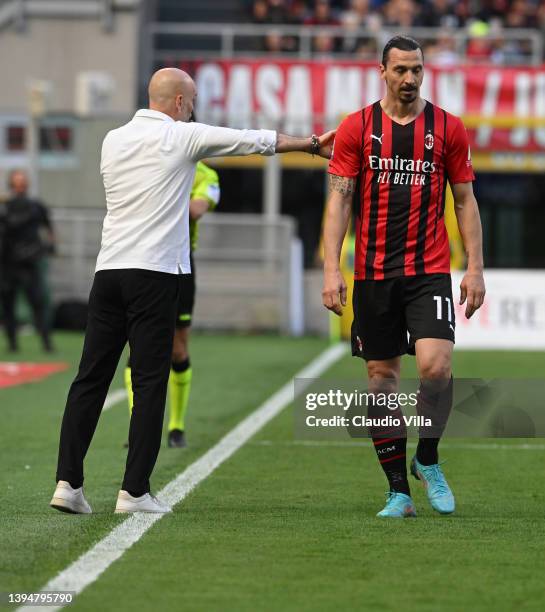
376;492;416;518
410;456;455;514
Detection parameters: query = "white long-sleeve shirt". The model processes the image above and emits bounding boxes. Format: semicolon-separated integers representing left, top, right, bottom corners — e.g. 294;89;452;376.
96;109;277;274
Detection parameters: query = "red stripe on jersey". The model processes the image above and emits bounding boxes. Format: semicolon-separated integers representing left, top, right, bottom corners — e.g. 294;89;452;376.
404;111;426;275
356;106;374;279
432;111;446;246
423;107;450;274
372;115;393;280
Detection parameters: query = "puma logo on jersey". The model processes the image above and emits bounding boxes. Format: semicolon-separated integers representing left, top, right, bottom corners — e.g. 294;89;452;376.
371;133;384;144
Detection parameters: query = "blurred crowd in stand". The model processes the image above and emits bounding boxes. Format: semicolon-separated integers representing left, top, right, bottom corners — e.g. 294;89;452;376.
248;0;545;62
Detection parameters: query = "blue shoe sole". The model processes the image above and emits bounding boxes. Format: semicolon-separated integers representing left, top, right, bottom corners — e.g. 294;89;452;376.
376;513;416;518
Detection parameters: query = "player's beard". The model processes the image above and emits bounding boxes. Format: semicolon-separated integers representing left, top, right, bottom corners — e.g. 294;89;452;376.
399;87;418;103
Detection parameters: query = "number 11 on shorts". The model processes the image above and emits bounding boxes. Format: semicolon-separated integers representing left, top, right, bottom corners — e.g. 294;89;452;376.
434;295;453;321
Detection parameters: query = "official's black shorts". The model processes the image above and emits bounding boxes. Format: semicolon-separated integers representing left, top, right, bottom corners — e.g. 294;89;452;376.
351;273;455;361
176;252;195;329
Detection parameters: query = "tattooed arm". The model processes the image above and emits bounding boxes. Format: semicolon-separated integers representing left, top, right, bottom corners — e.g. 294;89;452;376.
322;174;355;316
329;175;356;197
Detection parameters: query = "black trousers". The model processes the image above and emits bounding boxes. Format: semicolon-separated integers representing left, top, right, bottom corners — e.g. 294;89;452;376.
56;269;178;495
1;260;51;351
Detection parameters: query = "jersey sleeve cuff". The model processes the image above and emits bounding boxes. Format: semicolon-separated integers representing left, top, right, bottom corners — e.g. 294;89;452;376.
327;168;359;178
449;173;475;185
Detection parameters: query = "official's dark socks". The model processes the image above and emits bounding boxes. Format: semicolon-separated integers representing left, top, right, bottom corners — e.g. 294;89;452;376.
171;357;190;373
372;437;410;495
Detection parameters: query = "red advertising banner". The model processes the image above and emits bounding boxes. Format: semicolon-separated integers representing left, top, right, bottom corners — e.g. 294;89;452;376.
0;362;68;389
180;60;545;153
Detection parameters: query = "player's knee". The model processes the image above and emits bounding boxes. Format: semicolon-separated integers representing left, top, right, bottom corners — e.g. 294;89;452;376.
366;362;399;389
419;357;451;381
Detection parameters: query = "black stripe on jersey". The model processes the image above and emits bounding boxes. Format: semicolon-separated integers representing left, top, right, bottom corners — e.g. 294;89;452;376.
363;102;382;279
414;103;435;275
433;110;448;240
384;119;415;276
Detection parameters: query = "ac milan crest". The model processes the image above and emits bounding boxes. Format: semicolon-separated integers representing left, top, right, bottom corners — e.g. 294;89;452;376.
424;132;434;150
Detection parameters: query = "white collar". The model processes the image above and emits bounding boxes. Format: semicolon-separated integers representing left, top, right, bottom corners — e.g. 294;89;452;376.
134;109;175;122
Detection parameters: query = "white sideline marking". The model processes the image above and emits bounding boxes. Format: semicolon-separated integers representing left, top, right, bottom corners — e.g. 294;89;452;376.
252;440;545;451
102;388;127;412
22;343;349;611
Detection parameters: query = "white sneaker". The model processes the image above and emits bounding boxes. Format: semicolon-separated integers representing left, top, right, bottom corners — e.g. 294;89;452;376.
50;480;92;514
114;490;172;514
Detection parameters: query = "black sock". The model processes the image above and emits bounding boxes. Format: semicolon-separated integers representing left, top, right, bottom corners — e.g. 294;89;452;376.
416;438;439;466
416;377;453;466
367;387;410;496
171;357;190;373
372;437;410;495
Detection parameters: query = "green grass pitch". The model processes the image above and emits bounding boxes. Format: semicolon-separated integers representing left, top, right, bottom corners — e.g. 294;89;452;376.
1;332;544;611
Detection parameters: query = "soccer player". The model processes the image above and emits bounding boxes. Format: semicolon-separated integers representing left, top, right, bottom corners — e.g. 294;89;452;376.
124;158;220;448
322;35;485;518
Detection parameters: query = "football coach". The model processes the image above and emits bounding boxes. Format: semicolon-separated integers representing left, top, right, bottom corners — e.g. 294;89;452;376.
50;68;335;514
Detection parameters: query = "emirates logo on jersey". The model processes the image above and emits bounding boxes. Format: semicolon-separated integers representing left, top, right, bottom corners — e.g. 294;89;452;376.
425;132;434;150
369;154;436;186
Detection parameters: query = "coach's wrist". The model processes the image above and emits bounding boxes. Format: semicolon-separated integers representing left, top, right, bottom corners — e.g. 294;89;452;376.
307;135;320;155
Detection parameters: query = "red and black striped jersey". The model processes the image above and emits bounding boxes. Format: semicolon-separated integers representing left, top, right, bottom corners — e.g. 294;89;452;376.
328;100;475;280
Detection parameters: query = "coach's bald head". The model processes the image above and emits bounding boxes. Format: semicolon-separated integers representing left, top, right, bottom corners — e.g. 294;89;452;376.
148;68;196;122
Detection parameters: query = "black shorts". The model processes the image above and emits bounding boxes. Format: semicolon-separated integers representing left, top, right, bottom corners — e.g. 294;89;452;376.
176;252;195;329
351;273;455;361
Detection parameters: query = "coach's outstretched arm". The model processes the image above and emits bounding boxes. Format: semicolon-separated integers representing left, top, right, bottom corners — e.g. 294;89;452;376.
452;181;486;319
185;123;335;161
322;174;354;316
275;132;335;157
148;69;336;160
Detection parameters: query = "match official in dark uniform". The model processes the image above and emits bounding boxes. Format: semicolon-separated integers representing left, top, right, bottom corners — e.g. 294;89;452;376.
51;68;335;515
0;170;54;353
